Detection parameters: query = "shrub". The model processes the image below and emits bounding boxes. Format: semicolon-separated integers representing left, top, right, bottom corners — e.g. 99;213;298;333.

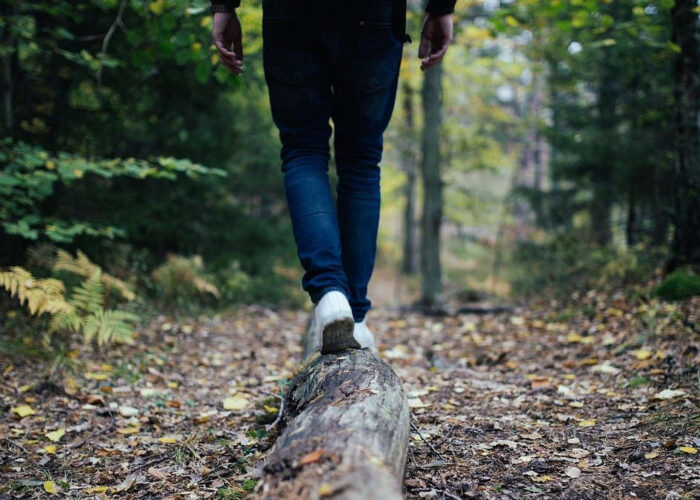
655;269;700;301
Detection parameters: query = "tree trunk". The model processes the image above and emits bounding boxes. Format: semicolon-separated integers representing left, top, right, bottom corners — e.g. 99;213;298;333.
260;327;410;499
419;65;443;306
400;81;418;275
669;0;700;268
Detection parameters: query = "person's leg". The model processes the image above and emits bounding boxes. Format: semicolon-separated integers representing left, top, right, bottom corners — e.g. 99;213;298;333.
263;18;351;305
331;11;403;322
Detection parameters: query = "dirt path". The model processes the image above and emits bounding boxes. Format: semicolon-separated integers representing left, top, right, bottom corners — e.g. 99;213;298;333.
1;293;698;499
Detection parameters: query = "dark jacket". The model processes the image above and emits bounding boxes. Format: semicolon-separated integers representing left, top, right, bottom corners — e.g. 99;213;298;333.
210;0;457;42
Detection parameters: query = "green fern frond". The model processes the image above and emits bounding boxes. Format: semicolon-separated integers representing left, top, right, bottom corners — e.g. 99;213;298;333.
54;250;135;301
70;271;104;314
49;310;83;333
83;308;137;346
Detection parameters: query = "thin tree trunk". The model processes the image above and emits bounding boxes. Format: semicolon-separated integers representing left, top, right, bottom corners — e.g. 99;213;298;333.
400;82;418;274
419;65;443;307
669;0;700;268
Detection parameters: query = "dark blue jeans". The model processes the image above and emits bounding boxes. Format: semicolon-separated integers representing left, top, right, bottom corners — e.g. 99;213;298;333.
263;0;402;322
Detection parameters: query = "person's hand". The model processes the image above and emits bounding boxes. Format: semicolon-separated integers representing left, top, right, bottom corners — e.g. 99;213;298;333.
418;13;453;71
212;12;243;75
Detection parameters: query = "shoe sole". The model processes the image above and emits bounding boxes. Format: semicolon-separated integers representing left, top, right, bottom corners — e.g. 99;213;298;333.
321;317;359;354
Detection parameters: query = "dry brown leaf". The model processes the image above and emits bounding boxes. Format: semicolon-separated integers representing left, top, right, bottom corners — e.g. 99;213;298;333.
299;449;325;465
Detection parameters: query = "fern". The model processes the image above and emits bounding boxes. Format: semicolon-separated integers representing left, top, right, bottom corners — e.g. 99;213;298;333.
1;252;139;347
0;267;73;316
83;308;137;346
71;271;104;314
55;249;135;301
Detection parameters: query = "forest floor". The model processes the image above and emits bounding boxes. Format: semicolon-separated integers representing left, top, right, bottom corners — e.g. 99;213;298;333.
1;288;698;499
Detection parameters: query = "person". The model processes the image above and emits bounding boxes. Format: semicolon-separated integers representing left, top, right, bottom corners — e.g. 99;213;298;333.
211;0;455;354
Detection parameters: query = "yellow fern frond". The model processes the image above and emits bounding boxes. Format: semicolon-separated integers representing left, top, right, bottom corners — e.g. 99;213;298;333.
54;250;135;301
0;267;73;316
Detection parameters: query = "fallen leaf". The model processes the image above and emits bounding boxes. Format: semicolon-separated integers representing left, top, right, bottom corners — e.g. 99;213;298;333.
45;429;66;442
44;445;57;454
117;426;140;435
679;446;697;454
44;480;57;494
86;486;109;494
590;363;621;375
653;389;687;400
299;449;324;465
118;405;139;417
644;451;659;459
223;394;250;411
634;349;652;360
565;466;581;478
319;483;334;496
578;419;596;427
159;437;178;444
148;467;168;480
85;372;109;381
11;405;35;418
531;475;553;483
408;397;427;408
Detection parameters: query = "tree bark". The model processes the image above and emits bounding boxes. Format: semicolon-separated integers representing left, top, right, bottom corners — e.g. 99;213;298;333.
260;327;410;499
669;0;700;268
400;81;418;275
419;65;443;306
259;351;410;500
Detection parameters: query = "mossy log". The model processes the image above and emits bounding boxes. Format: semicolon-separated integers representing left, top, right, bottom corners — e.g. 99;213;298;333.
259;345;410;499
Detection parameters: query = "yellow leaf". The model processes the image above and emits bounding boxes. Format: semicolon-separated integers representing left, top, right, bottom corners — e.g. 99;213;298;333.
117;426;140;435
44;445;57;454
45;160;56;170
644;451;659;459
159;437;178;444
44;481;57;494
73;169;84;178
45;428;66;442
319;483;334;496
578;419;596;427
12;405;36;418
86;486;109;494
149;0;165;15
85;372;109;381
264;404;279;414
679;446;697;454
532;475;553;483
505;15;519;27
634;349;652;360
200;16;212;27
192;42;202;52
19;384;32;393
167;381;178;389
566;332;583;343
223;394;249;411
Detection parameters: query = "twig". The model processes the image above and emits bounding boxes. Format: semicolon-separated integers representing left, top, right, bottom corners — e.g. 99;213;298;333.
262;390;285;431
97;0;126;85
410;421;445;460
0;438;43;469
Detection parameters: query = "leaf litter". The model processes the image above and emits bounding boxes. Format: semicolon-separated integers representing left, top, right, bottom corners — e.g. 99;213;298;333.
0;292;698;498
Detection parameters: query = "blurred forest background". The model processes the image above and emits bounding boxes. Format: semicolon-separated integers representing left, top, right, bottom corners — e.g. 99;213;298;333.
1;0;698;349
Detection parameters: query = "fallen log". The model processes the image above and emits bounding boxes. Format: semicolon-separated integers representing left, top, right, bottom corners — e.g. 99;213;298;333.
259;326;410;500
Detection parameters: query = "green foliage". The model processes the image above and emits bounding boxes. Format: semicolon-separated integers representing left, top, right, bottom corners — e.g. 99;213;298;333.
654;270;700;301
0;250;138;347
0;139;225;244
510;233;663;297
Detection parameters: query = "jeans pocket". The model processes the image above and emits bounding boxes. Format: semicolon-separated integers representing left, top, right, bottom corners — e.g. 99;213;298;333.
350;25;402;93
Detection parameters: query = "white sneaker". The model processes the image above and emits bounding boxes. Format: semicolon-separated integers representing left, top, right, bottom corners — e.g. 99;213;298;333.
353;319;377;352
313;291;357;354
